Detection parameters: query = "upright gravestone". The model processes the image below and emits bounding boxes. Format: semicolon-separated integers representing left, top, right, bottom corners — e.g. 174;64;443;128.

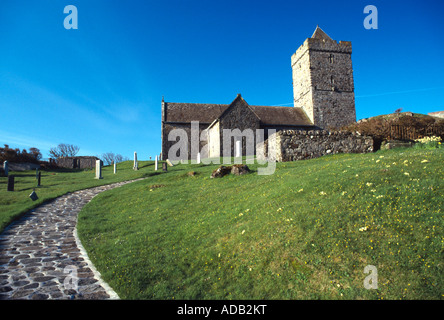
7;175;14;191
95;160;103;179
29;189;38;201
197;152;201;165
155;156;158;171
235;140;242;158
133;152;137;170
3;161;9;177
162;162;167;172
114;162;117;174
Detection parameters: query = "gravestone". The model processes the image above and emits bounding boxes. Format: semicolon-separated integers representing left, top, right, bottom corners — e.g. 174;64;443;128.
162;162;167;172
3;161;9;177
29;189;38;201
155;156;158;171
166;159;174;167
133;152;137;170
235;140;242;158
7;175;14;191
95;160;103;179
37;171;41;187
197;152;201;164
114;162;117;174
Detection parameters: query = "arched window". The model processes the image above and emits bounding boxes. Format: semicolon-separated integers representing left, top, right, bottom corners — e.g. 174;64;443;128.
329;54;334;63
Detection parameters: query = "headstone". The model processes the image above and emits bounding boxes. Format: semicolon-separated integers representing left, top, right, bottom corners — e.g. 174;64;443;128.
133;151;137;169
197;152;201;164
37;171;41;187
114;162;117;174
235;140;242;158
155;156;158;171
3;161;9;177
162;162;167;172
166;159;174;167
134;161;139;170
95;160;103;179
7;175;14;191
29;190;38;201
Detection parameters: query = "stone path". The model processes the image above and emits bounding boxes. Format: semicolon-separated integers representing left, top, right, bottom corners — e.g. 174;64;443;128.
0;179;144;300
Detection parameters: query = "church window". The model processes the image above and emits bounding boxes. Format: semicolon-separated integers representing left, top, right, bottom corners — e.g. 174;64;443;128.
329;54;334;63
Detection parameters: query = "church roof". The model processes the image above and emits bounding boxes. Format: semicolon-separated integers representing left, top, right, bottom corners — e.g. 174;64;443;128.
250;105;312;126
163;102;230;124
311;26;333;41
163;96;313;127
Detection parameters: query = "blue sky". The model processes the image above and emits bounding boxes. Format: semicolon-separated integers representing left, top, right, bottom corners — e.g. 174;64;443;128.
1;0;443;160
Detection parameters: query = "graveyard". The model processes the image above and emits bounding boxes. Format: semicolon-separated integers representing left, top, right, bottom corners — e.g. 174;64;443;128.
0;160;155;232
1;146;443;300
7;146;434;300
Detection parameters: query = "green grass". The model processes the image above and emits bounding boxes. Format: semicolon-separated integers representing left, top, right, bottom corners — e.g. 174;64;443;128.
0;161;154;232
75;148;443;300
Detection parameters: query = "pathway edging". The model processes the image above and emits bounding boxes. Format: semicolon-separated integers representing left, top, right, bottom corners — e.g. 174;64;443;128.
0;178;145;300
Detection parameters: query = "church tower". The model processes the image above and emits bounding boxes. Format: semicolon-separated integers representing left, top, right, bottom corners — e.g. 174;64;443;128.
291;26;356;129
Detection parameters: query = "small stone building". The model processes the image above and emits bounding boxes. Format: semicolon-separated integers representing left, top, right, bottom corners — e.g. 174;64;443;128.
161;26;356;160
56;156;100;169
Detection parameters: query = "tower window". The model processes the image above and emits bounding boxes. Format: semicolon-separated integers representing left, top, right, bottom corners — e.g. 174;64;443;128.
329;54;334;63
330;75;335;84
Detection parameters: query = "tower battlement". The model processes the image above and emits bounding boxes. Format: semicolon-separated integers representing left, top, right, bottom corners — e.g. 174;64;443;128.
292;26;356;129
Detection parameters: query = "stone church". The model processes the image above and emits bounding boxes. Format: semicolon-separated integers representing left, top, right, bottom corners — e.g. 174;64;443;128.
161;26;356;160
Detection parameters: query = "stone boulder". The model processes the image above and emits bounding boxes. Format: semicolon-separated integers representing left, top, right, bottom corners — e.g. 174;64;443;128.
211;166;232;178
211;165;250;178
231;164;250;175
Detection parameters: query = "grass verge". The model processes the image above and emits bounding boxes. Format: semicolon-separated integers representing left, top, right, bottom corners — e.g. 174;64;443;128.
0;161;154;232
76;148;443;299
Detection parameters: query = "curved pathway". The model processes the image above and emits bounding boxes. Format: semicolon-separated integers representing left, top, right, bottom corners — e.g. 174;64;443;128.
0;179;144;300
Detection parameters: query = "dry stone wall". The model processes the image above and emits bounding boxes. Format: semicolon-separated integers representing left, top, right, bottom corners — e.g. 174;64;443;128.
258;129;373;162
56;157;99;169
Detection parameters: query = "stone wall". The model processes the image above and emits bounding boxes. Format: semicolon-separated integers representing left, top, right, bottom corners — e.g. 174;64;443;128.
257;129;373;162
162;122;209;161
291;31;356;130
207;95;260;158
56;156;100;169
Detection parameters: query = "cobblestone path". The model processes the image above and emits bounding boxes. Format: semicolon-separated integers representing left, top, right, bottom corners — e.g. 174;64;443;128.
0;179;144;300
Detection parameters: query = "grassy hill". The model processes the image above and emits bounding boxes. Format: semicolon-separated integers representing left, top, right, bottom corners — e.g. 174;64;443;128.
74;147;443;300
0;161;153;232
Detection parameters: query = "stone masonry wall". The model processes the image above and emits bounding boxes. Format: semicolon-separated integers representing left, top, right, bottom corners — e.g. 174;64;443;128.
291;35;356;130
218;97;260;157
162;123;209;161
258;129;373;162
56;157;99;169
